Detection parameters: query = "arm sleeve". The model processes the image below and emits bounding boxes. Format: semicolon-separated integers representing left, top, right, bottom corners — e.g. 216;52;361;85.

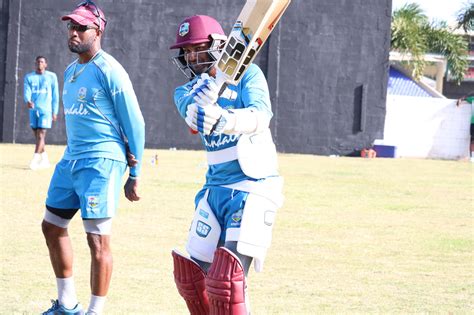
240;65;273;118
174;79;197;119
107;68;145;177
24;75;31;104
51;73;59;115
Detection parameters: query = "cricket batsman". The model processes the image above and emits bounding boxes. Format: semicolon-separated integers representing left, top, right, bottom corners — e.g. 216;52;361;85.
170;15;284;314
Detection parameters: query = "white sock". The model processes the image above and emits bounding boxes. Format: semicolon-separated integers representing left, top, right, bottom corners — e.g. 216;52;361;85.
41;152;48;158
56;277;78;309
88;295;106;314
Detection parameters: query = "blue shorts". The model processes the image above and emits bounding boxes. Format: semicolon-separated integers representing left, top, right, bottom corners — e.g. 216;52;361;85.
195;186;249;243
29;109;52;129
46;158;127;219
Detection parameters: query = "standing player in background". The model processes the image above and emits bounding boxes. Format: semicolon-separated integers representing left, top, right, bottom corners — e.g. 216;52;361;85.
23;56;59;170
41;1;145;314
170;15;284;314
457;93;474;162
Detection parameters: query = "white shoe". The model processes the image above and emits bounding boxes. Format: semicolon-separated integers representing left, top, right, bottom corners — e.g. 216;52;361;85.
29;153;41;170
39;152;50;169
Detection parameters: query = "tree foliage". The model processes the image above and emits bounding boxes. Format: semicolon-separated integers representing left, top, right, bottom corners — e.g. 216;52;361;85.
391;3;469;84
456;2;474;32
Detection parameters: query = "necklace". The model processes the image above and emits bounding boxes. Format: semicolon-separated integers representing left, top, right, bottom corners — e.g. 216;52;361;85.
69;50;102;83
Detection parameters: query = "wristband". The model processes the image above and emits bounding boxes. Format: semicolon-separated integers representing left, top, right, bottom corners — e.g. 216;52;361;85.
129;175;139;180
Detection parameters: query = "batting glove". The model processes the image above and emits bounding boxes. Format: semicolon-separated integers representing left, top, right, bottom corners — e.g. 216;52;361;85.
185;103;235;135
191;73;220;107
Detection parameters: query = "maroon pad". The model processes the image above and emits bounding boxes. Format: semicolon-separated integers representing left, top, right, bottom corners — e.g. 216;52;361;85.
205;247;247;315
172;250;210;315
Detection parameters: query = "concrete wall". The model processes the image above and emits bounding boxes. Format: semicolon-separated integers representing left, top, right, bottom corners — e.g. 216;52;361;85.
0;0;392;155
384;95;471;159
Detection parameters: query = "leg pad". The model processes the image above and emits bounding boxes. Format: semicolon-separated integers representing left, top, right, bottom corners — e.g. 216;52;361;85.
172;250;210;315
205;247;247;315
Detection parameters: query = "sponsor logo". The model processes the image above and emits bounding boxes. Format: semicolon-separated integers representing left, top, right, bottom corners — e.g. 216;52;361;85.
196;220;211;237
203;134;239;149
87;196;100;212
32;88;48;94
64;103;89;116
199;208;209;219
179;22;190;37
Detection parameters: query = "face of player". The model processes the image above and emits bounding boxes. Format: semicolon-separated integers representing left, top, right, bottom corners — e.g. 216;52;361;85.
67;21;100;54
182;42;213;75
35;58;47;73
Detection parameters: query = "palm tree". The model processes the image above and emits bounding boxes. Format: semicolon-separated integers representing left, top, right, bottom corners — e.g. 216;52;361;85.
391;3;469;84
456;2;474;32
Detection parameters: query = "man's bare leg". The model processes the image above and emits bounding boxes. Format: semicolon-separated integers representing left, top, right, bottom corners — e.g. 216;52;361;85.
87;233;112;314
42;220;74;277
36;128;47;154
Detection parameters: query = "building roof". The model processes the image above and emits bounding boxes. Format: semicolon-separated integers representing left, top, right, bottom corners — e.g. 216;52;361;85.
388;66;434;97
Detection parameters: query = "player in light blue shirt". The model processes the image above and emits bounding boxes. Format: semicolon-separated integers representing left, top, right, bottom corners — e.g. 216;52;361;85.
41;2;145;315
23;56;59;170
170;15;283;314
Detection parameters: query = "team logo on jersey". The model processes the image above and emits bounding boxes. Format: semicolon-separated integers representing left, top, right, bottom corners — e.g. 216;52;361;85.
196;220;211;237
231;209;243;225
78;87;87;100
87;196;100;212
179;22;190;36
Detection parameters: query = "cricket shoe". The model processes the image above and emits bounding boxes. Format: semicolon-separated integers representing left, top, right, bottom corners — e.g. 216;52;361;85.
39;153;51;169
29;153;42;170
42;299;84;315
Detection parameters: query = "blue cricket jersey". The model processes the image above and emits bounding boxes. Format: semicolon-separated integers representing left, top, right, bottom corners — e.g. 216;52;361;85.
24;70;59;114
62;50;145;177
174;64;273;186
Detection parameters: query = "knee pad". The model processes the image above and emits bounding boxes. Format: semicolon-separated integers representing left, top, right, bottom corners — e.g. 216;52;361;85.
205;247;247;315
172;249;210;315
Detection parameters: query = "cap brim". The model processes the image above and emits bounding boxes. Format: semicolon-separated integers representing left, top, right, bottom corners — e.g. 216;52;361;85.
169;38;209;49
61;14;91;26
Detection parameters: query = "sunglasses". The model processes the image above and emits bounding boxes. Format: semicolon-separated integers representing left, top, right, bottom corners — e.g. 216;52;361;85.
67;22;97;32
77;0;107;31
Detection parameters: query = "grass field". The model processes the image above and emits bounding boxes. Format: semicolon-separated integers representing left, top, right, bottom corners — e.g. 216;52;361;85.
0;143;472;314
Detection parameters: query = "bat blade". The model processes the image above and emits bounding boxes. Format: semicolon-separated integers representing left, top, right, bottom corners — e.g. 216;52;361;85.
215;0;292;88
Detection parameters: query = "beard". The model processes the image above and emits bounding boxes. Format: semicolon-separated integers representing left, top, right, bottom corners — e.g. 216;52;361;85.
68;38;94;54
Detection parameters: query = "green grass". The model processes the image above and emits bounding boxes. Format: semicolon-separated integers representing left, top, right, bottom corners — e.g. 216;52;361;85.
0;144;473;314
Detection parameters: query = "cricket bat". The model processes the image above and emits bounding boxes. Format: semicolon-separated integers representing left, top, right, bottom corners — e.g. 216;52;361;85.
190;0;291;134
214;0;292;92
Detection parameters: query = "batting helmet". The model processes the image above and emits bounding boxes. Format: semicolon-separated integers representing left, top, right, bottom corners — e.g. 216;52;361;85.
170;15;227;79
170;15;225;49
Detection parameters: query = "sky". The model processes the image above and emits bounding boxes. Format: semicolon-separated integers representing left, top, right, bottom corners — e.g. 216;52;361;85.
392;0;472;24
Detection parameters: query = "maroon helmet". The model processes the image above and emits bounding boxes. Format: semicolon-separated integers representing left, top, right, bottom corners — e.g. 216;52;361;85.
170;15;227;79
170;15;225;49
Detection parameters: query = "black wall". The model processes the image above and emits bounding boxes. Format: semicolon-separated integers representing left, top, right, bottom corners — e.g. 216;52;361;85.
0;0;392;155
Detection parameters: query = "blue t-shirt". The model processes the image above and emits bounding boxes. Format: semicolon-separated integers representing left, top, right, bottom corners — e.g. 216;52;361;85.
23;70;59;114
174;64;273;186
62;50;145;177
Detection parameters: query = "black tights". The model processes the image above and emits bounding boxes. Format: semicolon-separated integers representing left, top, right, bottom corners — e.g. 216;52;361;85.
192;241;253;276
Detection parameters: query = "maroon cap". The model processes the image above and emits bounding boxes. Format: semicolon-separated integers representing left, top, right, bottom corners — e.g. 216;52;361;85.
61;5;106;30
170;15;225;49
